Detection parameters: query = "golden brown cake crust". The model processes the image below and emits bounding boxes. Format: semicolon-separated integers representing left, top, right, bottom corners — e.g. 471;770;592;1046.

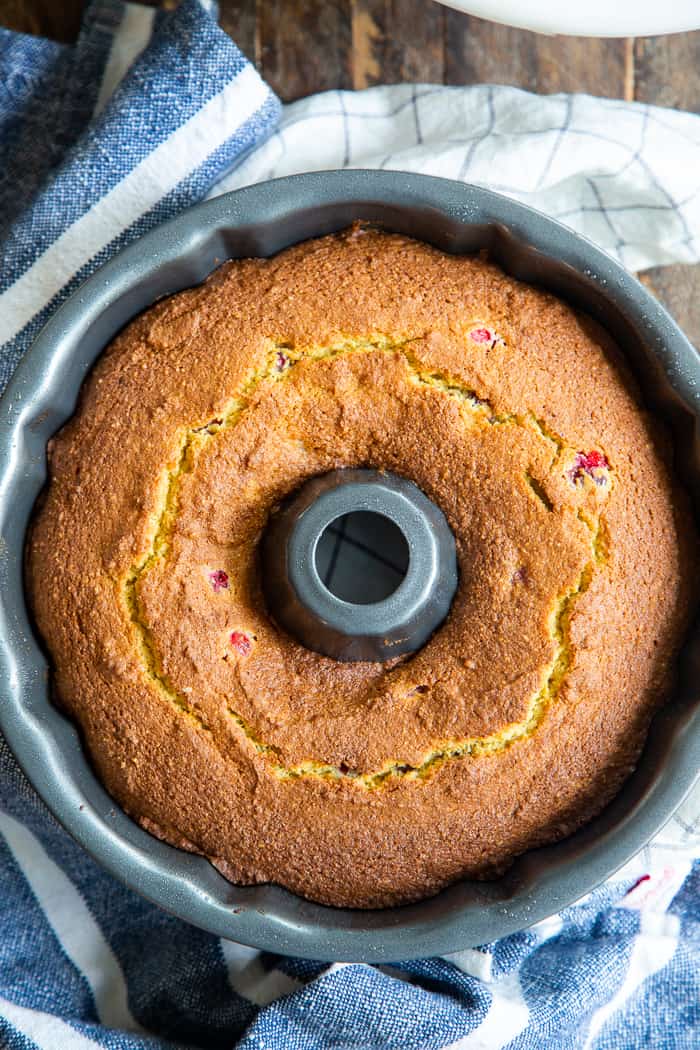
28;228;696;908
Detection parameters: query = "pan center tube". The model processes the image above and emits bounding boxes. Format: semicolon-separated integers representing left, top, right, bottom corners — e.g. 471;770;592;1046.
261;469;458;662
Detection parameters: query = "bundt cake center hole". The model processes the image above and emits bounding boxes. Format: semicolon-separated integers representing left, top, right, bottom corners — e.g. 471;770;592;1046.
262;468;457;662
314;511;410;606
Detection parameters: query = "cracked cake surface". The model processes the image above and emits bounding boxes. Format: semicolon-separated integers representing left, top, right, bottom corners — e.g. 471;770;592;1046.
28;227;696;908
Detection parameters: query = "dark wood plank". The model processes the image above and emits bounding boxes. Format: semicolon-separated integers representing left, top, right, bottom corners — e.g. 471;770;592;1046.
257;0;352;102
444;12;629;96
350;0;444;90
217;0;258;66
640;267;700;351
632;31;700;347
0;0;83;40
634;32;700;112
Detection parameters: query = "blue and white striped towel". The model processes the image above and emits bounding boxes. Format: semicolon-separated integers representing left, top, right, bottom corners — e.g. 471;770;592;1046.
1;2;699;1047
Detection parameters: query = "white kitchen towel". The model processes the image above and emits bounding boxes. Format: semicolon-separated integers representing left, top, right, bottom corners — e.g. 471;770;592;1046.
215;83;700;275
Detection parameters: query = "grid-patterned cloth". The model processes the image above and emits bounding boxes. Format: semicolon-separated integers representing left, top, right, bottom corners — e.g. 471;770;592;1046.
1;2;700;1048
216;83;700;275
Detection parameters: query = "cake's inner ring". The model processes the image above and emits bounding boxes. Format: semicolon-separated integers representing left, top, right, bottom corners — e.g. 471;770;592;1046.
125;336;612;786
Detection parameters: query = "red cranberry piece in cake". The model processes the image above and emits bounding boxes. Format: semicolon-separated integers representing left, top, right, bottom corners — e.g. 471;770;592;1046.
230;631;252;656
469;326;502;349
567;450;610;486
469;327;493;344
208;569;229;592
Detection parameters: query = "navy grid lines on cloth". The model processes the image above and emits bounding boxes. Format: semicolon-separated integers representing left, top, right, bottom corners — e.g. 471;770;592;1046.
215;84;700;273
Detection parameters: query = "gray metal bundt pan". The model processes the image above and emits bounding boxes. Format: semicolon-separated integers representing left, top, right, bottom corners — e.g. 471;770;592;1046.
0;171;698;962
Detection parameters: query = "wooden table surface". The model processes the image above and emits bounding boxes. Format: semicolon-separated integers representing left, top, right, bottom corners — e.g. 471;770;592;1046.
3;0;699;345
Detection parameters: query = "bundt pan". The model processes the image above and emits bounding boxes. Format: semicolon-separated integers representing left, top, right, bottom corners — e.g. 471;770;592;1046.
1;171;699;962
